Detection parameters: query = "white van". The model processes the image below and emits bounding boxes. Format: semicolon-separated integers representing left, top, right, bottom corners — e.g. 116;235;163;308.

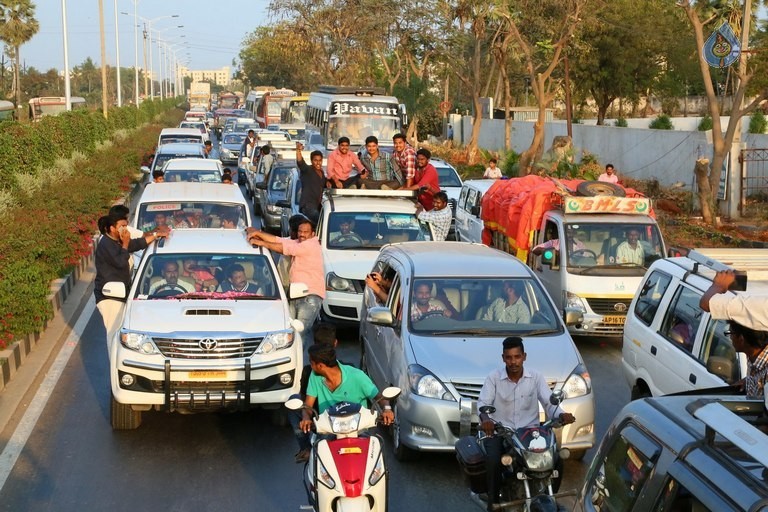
157;128;205;146
133;182;252;232
621;248;767;399
454;180;496;243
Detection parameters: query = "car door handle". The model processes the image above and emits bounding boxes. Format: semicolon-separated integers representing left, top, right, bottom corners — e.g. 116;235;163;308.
689;374;697;384
650;346;657;356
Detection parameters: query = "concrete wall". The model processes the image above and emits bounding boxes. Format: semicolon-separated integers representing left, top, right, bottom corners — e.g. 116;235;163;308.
454;115;768;187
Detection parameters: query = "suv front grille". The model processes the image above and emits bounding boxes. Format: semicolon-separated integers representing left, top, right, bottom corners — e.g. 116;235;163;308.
452;381;483;400
586;298;631;316
153;337;264;359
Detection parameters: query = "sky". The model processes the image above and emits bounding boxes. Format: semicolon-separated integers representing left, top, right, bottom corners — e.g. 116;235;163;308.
17;0;271;73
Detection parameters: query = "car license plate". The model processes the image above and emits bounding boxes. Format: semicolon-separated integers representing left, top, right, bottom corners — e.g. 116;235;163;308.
187;370;227;380
603;315;626;325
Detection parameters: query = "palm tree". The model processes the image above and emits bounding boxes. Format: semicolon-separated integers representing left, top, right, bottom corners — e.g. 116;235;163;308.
0;0;39;109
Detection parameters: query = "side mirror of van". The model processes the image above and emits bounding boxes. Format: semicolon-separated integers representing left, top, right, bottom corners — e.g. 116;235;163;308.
102;281;127;300
563;307;583;326
470;205;480;217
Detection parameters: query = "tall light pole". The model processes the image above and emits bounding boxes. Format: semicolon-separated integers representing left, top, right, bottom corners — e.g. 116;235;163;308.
120;3;142;106
61;0;71;111
98;0;108;117
113;0;121;106
145;16;180;98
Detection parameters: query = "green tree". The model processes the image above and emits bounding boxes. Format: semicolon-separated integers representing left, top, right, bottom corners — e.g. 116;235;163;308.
239;24;316;90
0;0;39;108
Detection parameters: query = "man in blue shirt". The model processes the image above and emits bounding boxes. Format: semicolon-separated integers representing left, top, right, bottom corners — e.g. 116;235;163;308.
299;344;394;432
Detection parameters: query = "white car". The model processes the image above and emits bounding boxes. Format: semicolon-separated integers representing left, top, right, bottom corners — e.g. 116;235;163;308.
161;158;223;183
103;229;307;429
454;180;496;243
317;189;434;323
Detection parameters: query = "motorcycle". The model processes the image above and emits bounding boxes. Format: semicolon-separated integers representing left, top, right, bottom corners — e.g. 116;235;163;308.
457;390;576;512
285;387;401;512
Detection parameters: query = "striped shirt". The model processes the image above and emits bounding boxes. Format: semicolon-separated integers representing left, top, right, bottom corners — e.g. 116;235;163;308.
393;145;417;181
360;151;395;181
417;206;452;242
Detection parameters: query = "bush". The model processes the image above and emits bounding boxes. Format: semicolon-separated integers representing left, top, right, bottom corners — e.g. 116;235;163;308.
649;114;673;130
614;117;628;127
698;115;713;131
500;150;520;177
749;111;767;134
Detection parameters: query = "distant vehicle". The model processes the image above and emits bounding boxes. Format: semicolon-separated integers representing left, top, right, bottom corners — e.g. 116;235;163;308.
454;180;496;244
189;82;211;109
219;132;247;166
255;88;296;128
28;96;87;122
0;100;15;121
277;123;306;144
219;92;238;109
157;128;205;147
178;120;210;142
161;158;223;184
255;162;295;232
306;85;406;153
141;142;206;184
282;95;308;124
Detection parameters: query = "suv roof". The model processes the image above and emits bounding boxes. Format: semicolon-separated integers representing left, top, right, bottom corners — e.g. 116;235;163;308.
322;189;419;213
663;249;768;295
149;228;263;255
138;182;247;203
161;128;203;136
382;241;533;278
155;142;205;155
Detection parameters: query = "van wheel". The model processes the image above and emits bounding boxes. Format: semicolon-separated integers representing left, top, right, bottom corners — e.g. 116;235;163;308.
630;383;651;401
392;405;416;462
111;394;142;430
576;181;626;198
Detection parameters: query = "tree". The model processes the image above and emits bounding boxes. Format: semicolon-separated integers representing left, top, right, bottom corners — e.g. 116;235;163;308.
679;0;768;224
239;24;316;90
0;0;39;108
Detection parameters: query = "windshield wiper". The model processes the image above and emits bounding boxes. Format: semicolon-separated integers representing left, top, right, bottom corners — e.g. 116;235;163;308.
433;329;504;336
522;328;561;336
576;263;644;275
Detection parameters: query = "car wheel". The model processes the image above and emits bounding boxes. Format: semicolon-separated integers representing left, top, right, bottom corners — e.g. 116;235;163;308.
111;394;142;430
392;405;416;462
576;181;626;197
630;382;651;401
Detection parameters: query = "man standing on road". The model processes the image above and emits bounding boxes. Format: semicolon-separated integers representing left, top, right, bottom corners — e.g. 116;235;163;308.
392;132;417;188
94;214;166;345
402;148;441;210
295;143;327;223
360;136;400;189
327;136;368;189
478;337;575;511
247;218;324;346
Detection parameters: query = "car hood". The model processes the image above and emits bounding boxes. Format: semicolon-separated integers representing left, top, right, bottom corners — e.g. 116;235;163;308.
408;334;580;384
221;143;241;151
323;251;376;280
123;299;290;334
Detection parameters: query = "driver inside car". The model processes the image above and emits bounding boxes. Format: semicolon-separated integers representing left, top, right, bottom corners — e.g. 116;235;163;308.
410;280;453;321
329;219;360;245
149;260;194;295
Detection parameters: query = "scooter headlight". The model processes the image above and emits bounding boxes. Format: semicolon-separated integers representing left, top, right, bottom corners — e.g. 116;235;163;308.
523;450;553;471
368;451;385;486
330;413;361;434
317;457;336;490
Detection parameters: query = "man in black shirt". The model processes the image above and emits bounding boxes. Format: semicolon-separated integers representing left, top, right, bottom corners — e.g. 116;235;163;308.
295;143;327;224
94;214;164;346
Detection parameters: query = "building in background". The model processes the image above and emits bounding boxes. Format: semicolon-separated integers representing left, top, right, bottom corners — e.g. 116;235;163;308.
179;66;231;87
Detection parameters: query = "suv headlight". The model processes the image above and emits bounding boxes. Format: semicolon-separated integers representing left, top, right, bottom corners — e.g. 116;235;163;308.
327;272;356;293
565;292;587;313
256;329;295;354
563;364;591;398
221;148;231;157
408;364;455;401
120;330;159;355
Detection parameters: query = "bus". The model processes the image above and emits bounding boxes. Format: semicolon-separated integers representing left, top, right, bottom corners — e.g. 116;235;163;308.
28;96;87;122
255;88;296;128
0;100;15;121
219;92;238;109
305;85;406;153
282;95;308;124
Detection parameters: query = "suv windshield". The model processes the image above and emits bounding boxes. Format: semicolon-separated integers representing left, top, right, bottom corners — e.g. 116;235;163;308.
137;202;247;231
134;253;278;300
163;170;221;183
435;165;462;187
153;153;202;170
326;212;432;249
268;166;293;192
223;133;246;145
408;278;561;335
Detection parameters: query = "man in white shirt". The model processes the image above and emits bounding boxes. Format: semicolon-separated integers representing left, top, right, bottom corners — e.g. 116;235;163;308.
598;164;619;184
615;229;644;265
478;337;574;510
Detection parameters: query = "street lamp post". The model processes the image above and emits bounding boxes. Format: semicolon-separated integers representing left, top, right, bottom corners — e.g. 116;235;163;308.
113;0;121;106
61;0;71;111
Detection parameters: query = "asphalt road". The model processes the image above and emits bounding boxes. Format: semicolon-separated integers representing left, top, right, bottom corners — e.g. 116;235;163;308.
0;174;632;511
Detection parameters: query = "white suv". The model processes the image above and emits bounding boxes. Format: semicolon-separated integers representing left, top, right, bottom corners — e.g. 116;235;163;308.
621;248;767;399
102;229;306;429
317;189;434;323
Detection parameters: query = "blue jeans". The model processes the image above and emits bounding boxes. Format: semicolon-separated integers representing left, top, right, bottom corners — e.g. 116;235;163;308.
290;294;323;348
288;393;312;451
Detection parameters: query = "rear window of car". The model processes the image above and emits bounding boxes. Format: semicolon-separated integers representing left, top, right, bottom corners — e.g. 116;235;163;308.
137;202;247;231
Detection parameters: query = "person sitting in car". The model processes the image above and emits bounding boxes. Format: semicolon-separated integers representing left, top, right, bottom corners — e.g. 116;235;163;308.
218;263;262;294
149;260;194;295
411;281;452;321
483;281;531;323
329;219;360;245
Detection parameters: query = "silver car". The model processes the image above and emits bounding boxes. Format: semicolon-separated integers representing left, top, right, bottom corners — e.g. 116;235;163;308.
255;163;294;232
359;242;595;460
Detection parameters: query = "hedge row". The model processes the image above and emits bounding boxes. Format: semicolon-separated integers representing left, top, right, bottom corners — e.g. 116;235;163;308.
0;98;179;194
0;105;185;348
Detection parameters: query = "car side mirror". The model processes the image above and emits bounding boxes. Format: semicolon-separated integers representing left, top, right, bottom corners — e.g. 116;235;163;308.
289;282;309;300
382;387;401;400
550;389;564;406
366;306;394;326
102;281;127;299
470;205;480;216
479;405;496;415
563;307;583;326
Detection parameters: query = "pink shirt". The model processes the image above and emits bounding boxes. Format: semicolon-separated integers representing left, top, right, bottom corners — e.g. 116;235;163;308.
326;149;366;181
281;237;325;298
598;173;619;184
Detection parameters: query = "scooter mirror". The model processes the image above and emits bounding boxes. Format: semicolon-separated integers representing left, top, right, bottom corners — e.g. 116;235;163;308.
479;405;496;415
285;398;304;410
382;387;401;400
550;389;564;406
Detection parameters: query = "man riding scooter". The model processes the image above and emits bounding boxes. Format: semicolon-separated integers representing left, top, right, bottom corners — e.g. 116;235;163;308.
478;337;575;511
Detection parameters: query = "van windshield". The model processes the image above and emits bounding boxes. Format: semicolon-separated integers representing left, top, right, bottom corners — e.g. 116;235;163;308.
326;212;432;250
136;202;247;231
134;253;279;300
407;278;562;335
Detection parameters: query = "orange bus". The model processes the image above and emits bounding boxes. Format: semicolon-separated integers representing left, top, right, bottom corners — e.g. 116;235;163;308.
255;88;296;128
